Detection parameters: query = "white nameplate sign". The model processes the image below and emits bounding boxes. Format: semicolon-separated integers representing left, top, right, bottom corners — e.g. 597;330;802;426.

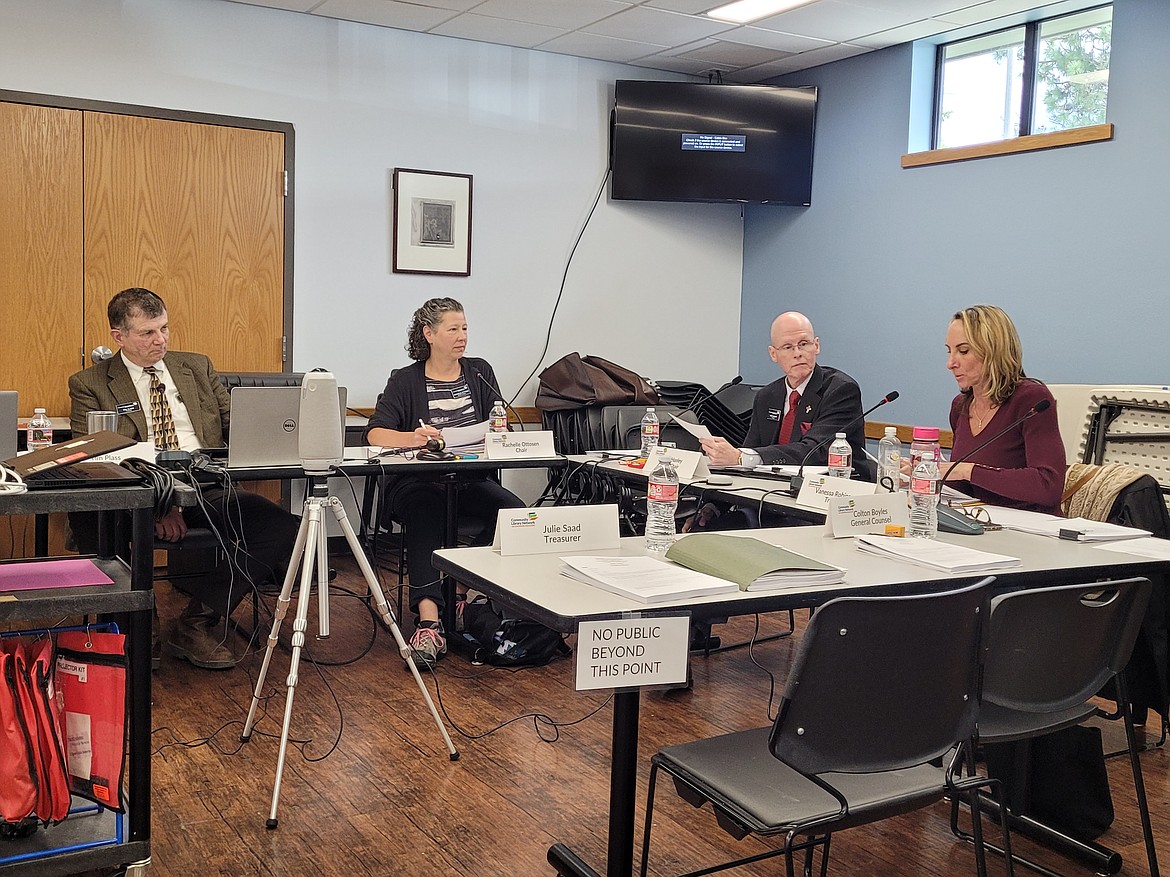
494;504;620;556
640;444;710;481
825;493;910;538
484;430;556;460
575;614;690;691
795;474;877;511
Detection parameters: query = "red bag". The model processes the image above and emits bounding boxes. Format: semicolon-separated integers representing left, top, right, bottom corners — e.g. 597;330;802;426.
54;630;128;812
0;641;38;824
23;638;72;824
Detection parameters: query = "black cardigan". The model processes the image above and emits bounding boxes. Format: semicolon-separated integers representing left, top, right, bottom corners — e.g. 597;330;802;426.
363;357;501;444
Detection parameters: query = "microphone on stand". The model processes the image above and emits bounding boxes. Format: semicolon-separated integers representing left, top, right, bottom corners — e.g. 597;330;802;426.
668;376;743;426
475;372;523;430
788;390;899;496
942;398;1051;478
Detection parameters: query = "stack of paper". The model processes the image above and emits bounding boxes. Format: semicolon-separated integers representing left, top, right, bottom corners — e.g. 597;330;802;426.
666;533;846;591
986;507;1151;541
560;555;738;604
442;420;489;451
855;534;1021;574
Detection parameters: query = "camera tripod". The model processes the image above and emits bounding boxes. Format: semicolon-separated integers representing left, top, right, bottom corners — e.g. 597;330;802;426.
241;476;458;827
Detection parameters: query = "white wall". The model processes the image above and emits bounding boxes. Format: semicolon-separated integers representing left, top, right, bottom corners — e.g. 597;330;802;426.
0;0;744;407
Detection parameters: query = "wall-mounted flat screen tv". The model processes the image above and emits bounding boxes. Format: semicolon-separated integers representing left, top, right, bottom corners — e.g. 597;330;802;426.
610;81;817;205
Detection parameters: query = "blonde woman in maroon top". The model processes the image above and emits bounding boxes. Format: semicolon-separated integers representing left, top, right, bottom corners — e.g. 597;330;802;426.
944;305;1067;515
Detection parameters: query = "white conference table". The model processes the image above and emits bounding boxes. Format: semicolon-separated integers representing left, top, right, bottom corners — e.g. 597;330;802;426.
433;527;1170;877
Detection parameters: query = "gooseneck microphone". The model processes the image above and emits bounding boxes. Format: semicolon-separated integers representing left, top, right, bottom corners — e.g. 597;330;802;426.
788;390;899;496
669;376;743;425
942;398;1051;479
475;372;522;430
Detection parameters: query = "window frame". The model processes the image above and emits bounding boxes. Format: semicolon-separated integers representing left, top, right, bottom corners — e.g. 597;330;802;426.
931;4;1111;150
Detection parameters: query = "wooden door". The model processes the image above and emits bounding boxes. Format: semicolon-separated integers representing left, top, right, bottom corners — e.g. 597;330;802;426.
83;113;285;371
0;102;83;416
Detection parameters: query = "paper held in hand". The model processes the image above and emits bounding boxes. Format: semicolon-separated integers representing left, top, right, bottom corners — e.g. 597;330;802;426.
666;533;846;591
854;534;1021;574
559;555;737;604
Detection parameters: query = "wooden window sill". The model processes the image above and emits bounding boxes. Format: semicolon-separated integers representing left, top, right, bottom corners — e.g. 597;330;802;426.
901;123;1113;168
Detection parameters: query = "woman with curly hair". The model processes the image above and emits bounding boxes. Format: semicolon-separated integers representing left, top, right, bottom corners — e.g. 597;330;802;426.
365;298;523;667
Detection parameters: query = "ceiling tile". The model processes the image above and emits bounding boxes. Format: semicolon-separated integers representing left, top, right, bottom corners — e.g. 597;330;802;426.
312;0;457;30
787;40;871;66
849;17;957;47
939;0;1059;26
470;0;632;30
718;25;833;53
539;30;672;63
722;57;813;81
674;40;784;68
226;0;323;13
642;0;723;13
754;0;911;42
430;13;566;46
627;54;732;74
584;6;737;44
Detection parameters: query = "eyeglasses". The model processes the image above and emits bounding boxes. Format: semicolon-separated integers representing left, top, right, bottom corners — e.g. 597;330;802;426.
772;339;816;355
956;504;1003;531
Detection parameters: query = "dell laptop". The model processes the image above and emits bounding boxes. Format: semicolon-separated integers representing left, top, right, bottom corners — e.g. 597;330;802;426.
225;386;347;469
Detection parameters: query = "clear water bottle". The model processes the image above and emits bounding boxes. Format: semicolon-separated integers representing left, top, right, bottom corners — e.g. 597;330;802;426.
640;407;659;458
877;426;902;493
909;450;941;539
27;408;53;451
489;400;508;433
826;432;852;478
645;457;679;554
910;426;941;475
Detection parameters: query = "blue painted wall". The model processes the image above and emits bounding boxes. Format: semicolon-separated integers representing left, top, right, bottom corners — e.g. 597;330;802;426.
740;0;1170;430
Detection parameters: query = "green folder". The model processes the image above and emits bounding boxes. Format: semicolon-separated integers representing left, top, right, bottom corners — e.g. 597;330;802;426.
665;533;845;591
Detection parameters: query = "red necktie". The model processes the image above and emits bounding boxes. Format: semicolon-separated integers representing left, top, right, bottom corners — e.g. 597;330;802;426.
777;389;800;445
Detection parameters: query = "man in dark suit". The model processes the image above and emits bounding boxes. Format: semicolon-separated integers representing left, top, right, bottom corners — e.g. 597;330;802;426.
69;287;298;670
700;311;872;479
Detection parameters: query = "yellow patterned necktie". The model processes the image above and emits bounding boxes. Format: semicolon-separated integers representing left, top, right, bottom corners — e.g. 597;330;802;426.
144;366;179;450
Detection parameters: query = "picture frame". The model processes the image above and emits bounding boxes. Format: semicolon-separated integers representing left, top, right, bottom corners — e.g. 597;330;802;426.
392;168;473;276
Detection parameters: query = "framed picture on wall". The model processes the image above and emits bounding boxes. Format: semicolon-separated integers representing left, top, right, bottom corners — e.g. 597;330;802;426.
392;168;472;276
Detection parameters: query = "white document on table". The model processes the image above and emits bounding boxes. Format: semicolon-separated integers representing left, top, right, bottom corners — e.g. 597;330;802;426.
854;534;1021;574
988;507;1150;541
560;555;738;604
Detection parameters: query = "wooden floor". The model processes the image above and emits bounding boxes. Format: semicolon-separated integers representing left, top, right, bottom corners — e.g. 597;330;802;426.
142;556;1170;877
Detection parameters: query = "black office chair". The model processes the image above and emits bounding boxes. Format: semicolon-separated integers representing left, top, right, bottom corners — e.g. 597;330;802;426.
950;578;1159;877
639;579;1009;877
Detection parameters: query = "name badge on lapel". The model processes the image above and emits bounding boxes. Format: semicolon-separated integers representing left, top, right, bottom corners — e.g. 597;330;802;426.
115;401;141;415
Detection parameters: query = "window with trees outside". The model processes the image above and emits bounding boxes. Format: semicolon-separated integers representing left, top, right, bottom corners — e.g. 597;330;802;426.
935;5;1111;150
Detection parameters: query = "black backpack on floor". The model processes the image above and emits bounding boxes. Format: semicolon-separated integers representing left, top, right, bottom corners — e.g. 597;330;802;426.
460;597;571;667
